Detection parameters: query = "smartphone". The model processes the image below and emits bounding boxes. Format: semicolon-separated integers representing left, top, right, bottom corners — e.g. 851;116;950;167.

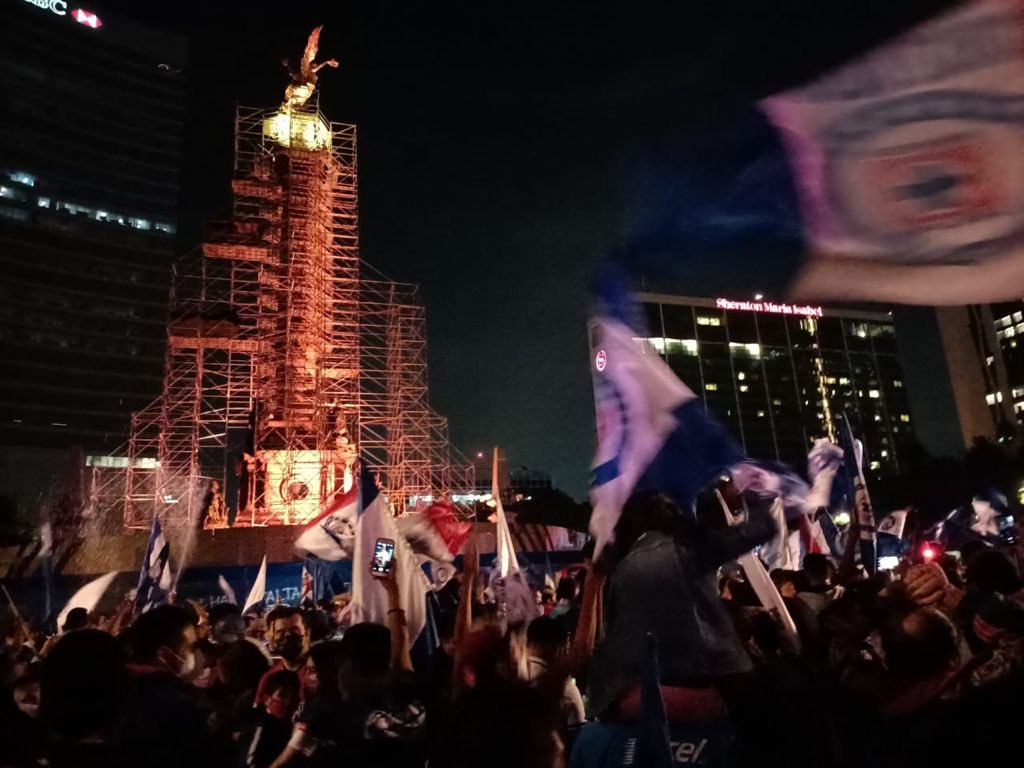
877;555;900;571
370;537;396;577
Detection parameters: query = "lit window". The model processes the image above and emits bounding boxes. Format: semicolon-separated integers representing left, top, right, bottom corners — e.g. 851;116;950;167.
880;450;888;458
705;383;718;392
839;377;850;385
874;414;881;422
986;393;997;405
900;414;910;423
128;217;152;230
1015;311;1023;323
155;222;176;234
1016;323;1024;335
737;372;745;381
696;315;721;327
1008;326;1018;338
681;339;698;355
37;196;50;208
646;337;666;353
739;385;749;393
868;389;880;399
95;210;108;221
9;171;35;186
893;380;903;388
756;410;766;417
772;399;782;406
870;461;881;470
0;186;13;199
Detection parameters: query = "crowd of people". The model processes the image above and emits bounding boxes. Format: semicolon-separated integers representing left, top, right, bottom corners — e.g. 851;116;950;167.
3;487;1024;768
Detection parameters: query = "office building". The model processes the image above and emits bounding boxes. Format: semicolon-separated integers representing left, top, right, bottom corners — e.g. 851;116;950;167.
0;3;187;454
635;293;914;477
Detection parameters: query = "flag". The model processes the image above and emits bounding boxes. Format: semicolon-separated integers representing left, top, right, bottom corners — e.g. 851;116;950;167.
56;572;118;631
839;414;877;574
242;555;267;614
136;517;172;613
294;481;359;561
300;562;314;604
350;464;431;642
763;0;1024;304
492;447;519;577
877;509;908;540
395;500;472;562
217;574;237;605
588;265;743;558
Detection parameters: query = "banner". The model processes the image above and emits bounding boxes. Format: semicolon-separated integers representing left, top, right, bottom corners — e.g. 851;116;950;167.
764;0;1024;304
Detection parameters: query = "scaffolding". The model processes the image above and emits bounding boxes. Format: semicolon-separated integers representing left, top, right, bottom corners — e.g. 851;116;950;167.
88;103;465;529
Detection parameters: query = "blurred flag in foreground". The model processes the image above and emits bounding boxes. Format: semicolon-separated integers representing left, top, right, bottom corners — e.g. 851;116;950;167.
350;464;431;642
136;517;172;613
588;266;743;559
763;0;1024;304
57;571;118;632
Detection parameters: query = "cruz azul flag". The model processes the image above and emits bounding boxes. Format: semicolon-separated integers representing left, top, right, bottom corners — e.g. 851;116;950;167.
395;500;472;563
839;414;877;575
763;0;1024;304
294;479;359;561
589;266;743;559
57;572;118;632
136;516;172;613
350;464;431;642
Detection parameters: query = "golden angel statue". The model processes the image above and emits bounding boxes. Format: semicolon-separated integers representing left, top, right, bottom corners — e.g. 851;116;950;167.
282;25;339;110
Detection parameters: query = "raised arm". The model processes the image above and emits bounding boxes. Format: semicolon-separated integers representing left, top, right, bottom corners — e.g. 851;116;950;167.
383;559;413;673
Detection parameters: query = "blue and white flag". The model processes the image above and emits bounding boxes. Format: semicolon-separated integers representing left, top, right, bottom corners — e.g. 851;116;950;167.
588;266;744;558
350;464;431;642
838;414;877;575
242;555;267;615
763;0;1024;305
295;480;359;561
136;517;172;613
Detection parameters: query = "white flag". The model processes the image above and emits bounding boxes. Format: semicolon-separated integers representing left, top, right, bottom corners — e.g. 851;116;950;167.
350;466;430;641
242;556;267;614
877;510;909;539
57;572;118;632
492;447;519;577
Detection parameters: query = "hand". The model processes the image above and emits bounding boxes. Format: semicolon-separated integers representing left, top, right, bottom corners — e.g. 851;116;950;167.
382;558;401;601
903;562;949;607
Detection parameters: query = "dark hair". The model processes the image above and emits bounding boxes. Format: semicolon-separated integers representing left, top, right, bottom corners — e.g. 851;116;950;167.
217;639;270;693
14;661;41;689
880;607;958;682
431;681;562;768
526;615;567;651
208;601;241;627
266;605;306;629
309;640;345;699
554;578;577;602
41;629;127;740
338;622;390;676
304;608;331;642
63;607;90;633
802;553;831;586
262;668;300;698
966;550;1022;595
131;604;196;663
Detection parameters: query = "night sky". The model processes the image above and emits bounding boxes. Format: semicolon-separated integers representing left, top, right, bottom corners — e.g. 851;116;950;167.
97;0;958;496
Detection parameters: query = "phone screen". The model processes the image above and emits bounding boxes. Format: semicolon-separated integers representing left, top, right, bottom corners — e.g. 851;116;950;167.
370;538;396;576
877;555;900;571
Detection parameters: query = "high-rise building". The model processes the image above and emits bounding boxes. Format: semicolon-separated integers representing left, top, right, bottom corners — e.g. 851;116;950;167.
990;300;1024;423
0;3;186;460
634;293;915;477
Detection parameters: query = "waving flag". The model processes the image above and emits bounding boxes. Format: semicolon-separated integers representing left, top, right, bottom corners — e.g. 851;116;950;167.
763;0;1024;304
350;464;431;642
839;414;877;575
588;265;743;558
217;574;237;605
242;555;267;614
295;481;359;561
136;517;172;613
56;571;118;632
395;500;472;563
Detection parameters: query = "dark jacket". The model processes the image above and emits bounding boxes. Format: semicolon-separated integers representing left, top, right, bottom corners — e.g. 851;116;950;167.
587;507;775;718
113;665;212;768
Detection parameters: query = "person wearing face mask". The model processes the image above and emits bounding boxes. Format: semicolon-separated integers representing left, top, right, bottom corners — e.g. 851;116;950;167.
113;604;213;768
254;606;314;709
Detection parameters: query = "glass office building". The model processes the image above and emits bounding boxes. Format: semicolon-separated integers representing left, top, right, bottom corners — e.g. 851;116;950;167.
636;294;914;478
0;4;187;452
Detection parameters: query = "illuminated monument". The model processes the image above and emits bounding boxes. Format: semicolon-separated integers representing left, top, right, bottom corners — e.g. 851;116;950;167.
89;28;467;530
